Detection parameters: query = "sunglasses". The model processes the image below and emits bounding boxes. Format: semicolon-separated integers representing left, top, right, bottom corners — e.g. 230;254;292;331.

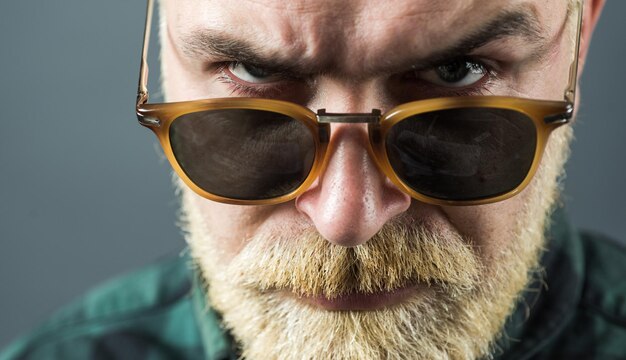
136;0;583;206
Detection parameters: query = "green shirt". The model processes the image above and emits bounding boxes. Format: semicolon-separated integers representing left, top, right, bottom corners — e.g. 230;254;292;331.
2;210;626;360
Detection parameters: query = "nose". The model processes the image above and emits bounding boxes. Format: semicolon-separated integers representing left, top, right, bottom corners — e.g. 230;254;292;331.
295;122;411;247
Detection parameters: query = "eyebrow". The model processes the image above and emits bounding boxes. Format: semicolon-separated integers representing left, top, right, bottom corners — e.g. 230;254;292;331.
414;8;546;70
178;6;546;76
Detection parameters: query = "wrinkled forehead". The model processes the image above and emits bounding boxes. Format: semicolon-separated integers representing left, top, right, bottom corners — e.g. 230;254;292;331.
162;0;567;76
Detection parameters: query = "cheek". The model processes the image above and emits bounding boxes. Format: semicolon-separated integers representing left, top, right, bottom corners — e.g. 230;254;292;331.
442;190;532;260
188;190;309;263
190;195;264;260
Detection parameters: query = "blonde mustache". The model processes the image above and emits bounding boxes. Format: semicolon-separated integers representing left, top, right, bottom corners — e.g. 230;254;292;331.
222;220;483;299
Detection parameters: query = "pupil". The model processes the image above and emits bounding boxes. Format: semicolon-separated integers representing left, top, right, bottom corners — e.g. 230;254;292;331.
243;63;270;79
437;60;471;83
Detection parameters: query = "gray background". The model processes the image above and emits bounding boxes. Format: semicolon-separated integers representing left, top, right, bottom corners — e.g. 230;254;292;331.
0;0;624;350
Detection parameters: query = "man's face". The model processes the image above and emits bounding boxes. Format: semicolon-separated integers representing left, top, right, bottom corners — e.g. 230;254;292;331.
161;0;582;358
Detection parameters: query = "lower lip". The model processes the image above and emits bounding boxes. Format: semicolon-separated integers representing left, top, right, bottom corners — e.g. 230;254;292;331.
297;286;418;311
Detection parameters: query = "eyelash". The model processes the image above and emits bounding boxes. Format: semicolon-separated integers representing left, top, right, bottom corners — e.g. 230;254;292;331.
216;63;286;97
406;58;500;97
428;72;499;97
215;59;499;98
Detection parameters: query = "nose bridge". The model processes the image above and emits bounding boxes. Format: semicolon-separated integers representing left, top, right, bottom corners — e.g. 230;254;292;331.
310;76;390;115
314;109;387;183
311;77;388;177
295;115;410;248
310;79;390;189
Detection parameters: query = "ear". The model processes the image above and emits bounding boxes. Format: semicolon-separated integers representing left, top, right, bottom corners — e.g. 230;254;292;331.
577;0;606;74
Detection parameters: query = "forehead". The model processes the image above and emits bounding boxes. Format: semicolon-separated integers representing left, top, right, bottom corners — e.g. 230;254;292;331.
163;0;565;75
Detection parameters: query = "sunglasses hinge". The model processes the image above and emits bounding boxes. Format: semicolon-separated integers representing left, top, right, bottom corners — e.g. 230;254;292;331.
543;103;574;125
316;109;382;124
137;113;161;127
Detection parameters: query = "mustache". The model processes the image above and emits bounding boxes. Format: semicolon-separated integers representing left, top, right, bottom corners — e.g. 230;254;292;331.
220;220;483;299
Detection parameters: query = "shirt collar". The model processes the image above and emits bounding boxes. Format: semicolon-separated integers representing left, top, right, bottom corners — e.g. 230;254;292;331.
494;207;584;359
190;269;238;360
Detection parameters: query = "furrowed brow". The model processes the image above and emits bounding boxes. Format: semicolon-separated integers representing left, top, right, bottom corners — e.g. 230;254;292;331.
177;6;547;76
410;8;546;70
178;29;306;75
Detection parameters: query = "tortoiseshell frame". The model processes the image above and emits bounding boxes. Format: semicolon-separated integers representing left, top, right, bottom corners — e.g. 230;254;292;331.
136;0;583;206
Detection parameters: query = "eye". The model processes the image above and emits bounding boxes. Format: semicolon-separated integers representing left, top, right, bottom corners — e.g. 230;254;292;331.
228;62;282;84
419;59;487;88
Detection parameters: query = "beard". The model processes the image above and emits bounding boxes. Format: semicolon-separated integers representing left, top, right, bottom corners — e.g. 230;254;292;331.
179;126;573;360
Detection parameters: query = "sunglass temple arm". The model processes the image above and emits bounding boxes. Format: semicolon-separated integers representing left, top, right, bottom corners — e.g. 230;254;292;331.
137;0;154;107
546;0;583;125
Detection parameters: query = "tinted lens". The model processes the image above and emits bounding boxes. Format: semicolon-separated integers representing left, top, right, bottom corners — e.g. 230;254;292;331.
385;107;537;201
170;109;316;200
